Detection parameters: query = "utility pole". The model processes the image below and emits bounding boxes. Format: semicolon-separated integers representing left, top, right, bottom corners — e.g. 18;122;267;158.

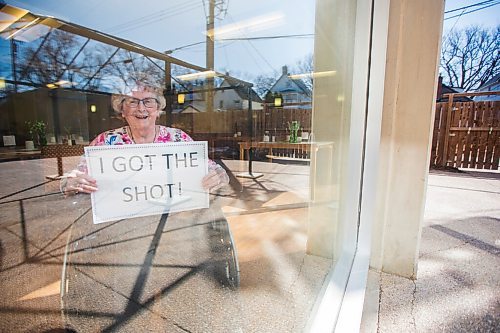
164;61;172;127
10;39;18;93
206;0;215;117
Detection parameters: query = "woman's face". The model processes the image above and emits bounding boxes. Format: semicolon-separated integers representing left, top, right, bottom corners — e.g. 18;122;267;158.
121;90;160;132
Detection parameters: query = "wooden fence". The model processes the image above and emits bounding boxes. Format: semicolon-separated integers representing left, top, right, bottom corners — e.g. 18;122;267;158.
169;104;312;159
431;92;500;170
170;104;312;141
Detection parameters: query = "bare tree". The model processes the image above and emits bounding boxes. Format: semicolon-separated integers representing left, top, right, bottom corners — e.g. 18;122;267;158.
17;29;107;90
440;25;499;91
19;29;81;85
291;53;314;91
102;49;165;93
252;73;278;97
16;28;167;93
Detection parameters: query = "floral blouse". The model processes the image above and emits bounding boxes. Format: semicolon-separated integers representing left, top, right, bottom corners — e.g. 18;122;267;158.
91;126;190;146
76;126;220;172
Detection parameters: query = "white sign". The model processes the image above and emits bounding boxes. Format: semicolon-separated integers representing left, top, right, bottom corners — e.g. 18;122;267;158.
85;142;209;224
3;135;15;146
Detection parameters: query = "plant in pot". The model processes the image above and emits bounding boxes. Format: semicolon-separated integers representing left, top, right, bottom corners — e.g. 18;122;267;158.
63;126;76;145
25;120;48;149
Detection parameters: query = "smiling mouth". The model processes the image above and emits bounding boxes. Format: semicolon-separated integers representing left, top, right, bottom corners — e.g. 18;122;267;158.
134;114;149;119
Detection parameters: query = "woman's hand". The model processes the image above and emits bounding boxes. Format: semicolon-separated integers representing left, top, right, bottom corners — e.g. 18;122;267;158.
62;169;98;195
202;166;229;192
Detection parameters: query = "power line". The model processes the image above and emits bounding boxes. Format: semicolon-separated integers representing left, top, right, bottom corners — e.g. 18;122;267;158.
224;14;275;72
165;41;206;54
444;0;497;14
107;1;201;34
444;0;500;20
106;0;199;31
214;0;228;20
447;9;466;32
219;34;314;41
113;4;202;35
201;0;208;20
165;34;314;53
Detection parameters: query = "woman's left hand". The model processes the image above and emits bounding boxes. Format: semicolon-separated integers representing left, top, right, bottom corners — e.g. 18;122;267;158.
202;167;229;192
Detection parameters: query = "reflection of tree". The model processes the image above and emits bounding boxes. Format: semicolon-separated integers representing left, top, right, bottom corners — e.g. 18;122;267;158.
253;74;278;98
292;53;314;92
16;29;167;92
103;50;165;93
247;53;314;98
18;29;103;89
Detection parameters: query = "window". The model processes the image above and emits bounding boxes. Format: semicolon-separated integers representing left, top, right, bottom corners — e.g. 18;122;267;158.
0;1;371;332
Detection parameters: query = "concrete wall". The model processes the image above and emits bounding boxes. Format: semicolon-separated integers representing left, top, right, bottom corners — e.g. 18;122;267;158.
370;0;444;278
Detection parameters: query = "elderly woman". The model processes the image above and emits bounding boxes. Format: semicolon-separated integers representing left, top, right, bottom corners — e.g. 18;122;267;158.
61;82;229;194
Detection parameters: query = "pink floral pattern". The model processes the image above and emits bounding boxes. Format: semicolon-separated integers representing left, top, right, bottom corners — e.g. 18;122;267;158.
90;126;190;146
77;126;218;172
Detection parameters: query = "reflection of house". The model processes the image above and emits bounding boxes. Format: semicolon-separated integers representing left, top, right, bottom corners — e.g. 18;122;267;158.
269;66;311;107
175;101;206;114
214;78;263;111
174;79;263;114
474;74;500;101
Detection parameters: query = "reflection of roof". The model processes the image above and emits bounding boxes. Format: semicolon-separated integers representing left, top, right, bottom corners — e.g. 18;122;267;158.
220;78;263;103
269;73;311;97
172;101;207;113
477;73;500;91
290;77;311;96
474;74;500;101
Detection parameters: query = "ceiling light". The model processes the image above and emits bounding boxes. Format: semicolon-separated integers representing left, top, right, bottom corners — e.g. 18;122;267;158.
176;70;216;81
288;71;337;79
206;12;284;40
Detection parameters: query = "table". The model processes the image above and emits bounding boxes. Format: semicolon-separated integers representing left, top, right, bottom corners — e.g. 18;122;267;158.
41;144;85;179
238;141;314;162
207;136;247;159
0;147;41;162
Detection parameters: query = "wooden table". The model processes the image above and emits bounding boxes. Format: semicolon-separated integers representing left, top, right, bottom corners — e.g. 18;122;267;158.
191;135;249;159
0;148;41;162
41;144;85;179
238;141;314;162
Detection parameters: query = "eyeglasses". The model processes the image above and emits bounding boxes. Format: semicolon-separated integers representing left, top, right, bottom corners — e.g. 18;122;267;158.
122;97;158;109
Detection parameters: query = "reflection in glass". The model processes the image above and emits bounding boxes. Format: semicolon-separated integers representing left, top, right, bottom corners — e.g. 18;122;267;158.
0;1;362;331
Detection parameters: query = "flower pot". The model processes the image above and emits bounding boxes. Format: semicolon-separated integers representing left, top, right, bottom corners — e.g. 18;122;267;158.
25;140;35;150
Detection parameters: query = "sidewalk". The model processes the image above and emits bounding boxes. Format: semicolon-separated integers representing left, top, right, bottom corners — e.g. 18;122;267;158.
361;169;500;332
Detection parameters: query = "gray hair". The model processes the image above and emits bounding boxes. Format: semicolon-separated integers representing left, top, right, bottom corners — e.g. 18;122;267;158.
111;82;166;114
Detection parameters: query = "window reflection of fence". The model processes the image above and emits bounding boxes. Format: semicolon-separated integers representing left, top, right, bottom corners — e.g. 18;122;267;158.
170;106;312;141
431;94;499;170
170;106;313;160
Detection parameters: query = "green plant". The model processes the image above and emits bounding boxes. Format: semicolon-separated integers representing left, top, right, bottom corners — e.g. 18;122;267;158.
26;120;47;146
288;120;300;143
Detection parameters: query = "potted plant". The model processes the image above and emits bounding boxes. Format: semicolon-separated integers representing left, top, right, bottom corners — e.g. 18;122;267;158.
63;126;76;145
26;120;47;149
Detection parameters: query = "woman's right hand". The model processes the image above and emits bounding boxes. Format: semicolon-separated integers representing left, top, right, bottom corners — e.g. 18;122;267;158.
62;169;98;195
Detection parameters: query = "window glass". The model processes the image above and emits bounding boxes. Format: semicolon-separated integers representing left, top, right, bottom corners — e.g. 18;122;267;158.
0;1;364;332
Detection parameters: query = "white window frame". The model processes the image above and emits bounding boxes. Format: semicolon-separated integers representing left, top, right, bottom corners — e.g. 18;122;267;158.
305;0;390;331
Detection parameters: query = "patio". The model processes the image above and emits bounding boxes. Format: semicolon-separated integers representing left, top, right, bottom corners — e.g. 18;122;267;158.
0;156;331;332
